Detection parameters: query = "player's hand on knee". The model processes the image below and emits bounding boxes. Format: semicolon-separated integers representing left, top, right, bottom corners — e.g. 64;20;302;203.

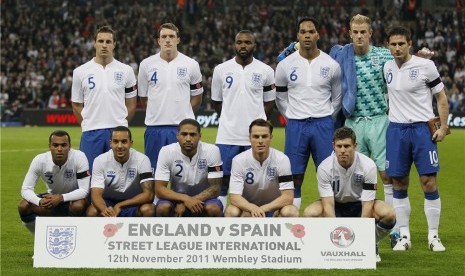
249;205;265;217
175;203;187;217
184;197;204;214
102;206;117;217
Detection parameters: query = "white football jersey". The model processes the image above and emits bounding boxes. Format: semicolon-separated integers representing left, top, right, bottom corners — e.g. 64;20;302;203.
384;55;444;123
91;148;154;201
71;58;137;132
229;148;294;206
275;50;342;119
155;142;223;196
211;57;276;145
21;149;90;206
138;52;203;125
318;152;377;203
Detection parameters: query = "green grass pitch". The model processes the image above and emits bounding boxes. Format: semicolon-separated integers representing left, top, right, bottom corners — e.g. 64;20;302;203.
1;127;464;275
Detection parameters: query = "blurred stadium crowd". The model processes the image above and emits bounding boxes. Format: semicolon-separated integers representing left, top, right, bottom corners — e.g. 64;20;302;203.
1;0;465;122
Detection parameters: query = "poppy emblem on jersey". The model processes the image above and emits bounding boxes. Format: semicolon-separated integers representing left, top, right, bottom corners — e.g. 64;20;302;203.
330;226;355;248
114;72;124;85
353;173;364;187
386;71;393;84
267;167;277;178
198;159;207;170
46;226;76;259
252;73;262;86
409;69;419;80
177;67;187;78
64;169;74;180
128;168;136;180
320;67;330;78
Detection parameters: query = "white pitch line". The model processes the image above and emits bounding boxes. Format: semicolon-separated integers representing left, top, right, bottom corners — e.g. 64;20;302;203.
0;148;46;153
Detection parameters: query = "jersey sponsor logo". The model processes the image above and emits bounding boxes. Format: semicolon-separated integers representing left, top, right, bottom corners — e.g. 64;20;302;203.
371;56;380;68
252;73;262;86
64;169;74;180
267;167;277;178
409;69;419;80
177;67;187;78
320;67;330;79
114;72;124;85
353;173;364;187
46;226;77;259
198;159;207;170
128;168;136;180
330;226;355;248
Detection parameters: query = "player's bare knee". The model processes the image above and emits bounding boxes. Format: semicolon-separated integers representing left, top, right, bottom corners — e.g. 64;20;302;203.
156;203;172;217
139;203;155;217
378;205;396;225
18;199;32;214
86;205;99;217
69;199;88;216
204;203;222;217
303;202;322;217
420;175;437;192
224;205;241;217
280;205;299;217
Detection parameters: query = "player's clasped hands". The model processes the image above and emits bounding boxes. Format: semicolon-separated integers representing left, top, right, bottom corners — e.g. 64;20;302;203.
183;197;204;214
101;206;119;217
248;204;266;218
39;194;63;209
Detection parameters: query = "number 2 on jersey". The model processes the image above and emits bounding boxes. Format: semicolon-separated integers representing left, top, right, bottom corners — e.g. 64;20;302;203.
175;164;183;177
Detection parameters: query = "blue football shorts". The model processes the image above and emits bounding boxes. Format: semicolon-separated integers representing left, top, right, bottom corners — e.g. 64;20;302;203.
104;199;138;217
386;122;440;177
284;116;334;174
80;128;113;170
144;126;178;169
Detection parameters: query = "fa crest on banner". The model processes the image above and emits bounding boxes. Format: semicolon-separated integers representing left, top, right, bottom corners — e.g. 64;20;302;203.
46;226;76;259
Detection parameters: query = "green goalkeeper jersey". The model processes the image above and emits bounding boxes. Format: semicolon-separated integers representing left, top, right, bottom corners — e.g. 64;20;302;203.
352;46;393;118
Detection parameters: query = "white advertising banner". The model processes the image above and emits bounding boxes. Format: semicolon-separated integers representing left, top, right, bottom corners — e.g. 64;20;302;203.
33;217;376;269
